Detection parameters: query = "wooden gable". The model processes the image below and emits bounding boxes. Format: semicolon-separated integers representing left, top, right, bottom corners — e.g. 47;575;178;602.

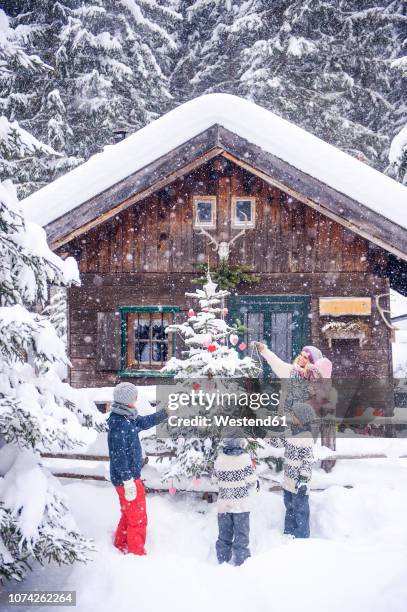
47;125;407;266
62;156;387;277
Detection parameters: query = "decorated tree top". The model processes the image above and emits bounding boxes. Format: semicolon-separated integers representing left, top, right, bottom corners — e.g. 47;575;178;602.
161;270;260;378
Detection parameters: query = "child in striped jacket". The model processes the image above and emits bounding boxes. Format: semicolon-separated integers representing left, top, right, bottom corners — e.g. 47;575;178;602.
213;438;257;566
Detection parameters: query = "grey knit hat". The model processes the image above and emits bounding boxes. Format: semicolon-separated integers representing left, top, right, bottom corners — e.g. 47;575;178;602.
289;402;316;426
113;382;138;406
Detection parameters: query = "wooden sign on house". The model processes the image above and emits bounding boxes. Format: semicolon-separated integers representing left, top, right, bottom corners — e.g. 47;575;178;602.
319;297;372;317
21;94;407;387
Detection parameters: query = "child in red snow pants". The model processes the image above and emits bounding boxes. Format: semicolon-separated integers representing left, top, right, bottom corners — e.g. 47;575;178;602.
113;478;147;555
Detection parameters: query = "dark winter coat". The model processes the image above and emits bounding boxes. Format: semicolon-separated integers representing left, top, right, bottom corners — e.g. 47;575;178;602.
107;409;167;485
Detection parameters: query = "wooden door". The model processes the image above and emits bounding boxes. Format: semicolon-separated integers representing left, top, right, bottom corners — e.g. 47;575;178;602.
227;295;310;377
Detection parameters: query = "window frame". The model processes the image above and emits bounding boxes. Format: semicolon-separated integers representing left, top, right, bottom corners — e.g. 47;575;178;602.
193;195;217;229
231;196;256;229
119;306;179;377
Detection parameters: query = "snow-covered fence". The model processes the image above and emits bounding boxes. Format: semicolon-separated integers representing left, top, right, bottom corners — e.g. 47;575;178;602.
41;445;407;493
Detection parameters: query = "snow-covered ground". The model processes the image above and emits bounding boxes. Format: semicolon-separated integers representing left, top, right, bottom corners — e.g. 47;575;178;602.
2;455;407;612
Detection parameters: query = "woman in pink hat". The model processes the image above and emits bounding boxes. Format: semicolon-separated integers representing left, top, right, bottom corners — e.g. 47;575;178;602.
251;342;332;537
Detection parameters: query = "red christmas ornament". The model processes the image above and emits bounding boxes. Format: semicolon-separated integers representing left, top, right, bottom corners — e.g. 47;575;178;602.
188;308;195;317
207;343;216;353
169;486;177;496
223;307;228;315
238;342;247;351
192;382;201;391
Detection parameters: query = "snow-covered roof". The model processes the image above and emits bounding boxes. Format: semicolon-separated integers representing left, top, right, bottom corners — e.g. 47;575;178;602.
22;93;407;233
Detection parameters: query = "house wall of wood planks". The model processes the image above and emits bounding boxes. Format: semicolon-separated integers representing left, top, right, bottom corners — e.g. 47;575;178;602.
60;156;392;388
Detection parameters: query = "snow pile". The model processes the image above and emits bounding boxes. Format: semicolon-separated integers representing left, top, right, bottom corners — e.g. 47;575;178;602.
21;93;407;231
0;447;48;543
0;116;55;158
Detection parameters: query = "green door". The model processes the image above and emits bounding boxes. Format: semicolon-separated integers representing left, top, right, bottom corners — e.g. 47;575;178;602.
227;295;310;377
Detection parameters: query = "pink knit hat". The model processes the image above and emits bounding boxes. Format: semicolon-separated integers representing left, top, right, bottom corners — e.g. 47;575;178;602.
315;357;333;378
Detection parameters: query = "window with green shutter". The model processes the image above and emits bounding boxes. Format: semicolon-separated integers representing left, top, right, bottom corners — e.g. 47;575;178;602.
119;306;179;377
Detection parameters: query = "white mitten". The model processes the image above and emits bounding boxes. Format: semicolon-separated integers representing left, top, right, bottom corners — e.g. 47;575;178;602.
123;479;137;501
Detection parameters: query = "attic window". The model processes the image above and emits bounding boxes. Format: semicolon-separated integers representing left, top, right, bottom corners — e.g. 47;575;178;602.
193;196;216;228
232;197;255;228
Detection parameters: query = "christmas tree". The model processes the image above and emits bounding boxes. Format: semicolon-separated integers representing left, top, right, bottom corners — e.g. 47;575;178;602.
162;270;259;378
0;180;104;583
160;271;260;481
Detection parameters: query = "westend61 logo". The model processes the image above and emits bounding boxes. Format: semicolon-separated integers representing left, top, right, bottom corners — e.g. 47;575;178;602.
155;377;402;439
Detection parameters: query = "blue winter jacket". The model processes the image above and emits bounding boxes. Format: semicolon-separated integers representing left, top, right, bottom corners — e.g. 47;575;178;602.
107;409;167;485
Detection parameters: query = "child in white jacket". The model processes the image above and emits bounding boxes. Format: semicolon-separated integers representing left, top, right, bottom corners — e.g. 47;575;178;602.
213;438;257;565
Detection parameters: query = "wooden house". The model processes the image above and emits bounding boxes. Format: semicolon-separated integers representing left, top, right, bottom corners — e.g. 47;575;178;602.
22;94;407;389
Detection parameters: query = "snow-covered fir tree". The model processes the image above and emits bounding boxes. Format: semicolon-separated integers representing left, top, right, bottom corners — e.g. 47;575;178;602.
387;124;407;185
2;0;406;188
171;0;243;100
6;0;180;190
0;180;104;583
160;271;260;480
173;0;407;174
42;288;68;344
0;8;58;196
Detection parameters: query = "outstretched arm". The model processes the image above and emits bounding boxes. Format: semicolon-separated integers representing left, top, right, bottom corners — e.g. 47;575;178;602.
252;342;292;378
136;408;168;431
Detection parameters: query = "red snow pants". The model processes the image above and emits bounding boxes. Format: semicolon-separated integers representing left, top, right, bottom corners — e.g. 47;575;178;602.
113;478;147;555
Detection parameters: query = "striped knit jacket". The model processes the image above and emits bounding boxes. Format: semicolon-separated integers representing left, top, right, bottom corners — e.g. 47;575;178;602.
269;432;314;494
213;452;257;513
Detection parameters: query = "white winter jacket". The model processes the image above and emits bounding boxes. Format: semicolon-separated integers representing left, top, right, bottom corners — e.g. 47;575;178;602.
213;452;257;513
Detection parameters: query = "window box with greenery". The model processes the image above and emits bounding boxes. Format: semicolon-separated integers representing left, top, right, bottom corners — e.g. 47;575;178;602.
119;306;179;377
321;320;369;348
